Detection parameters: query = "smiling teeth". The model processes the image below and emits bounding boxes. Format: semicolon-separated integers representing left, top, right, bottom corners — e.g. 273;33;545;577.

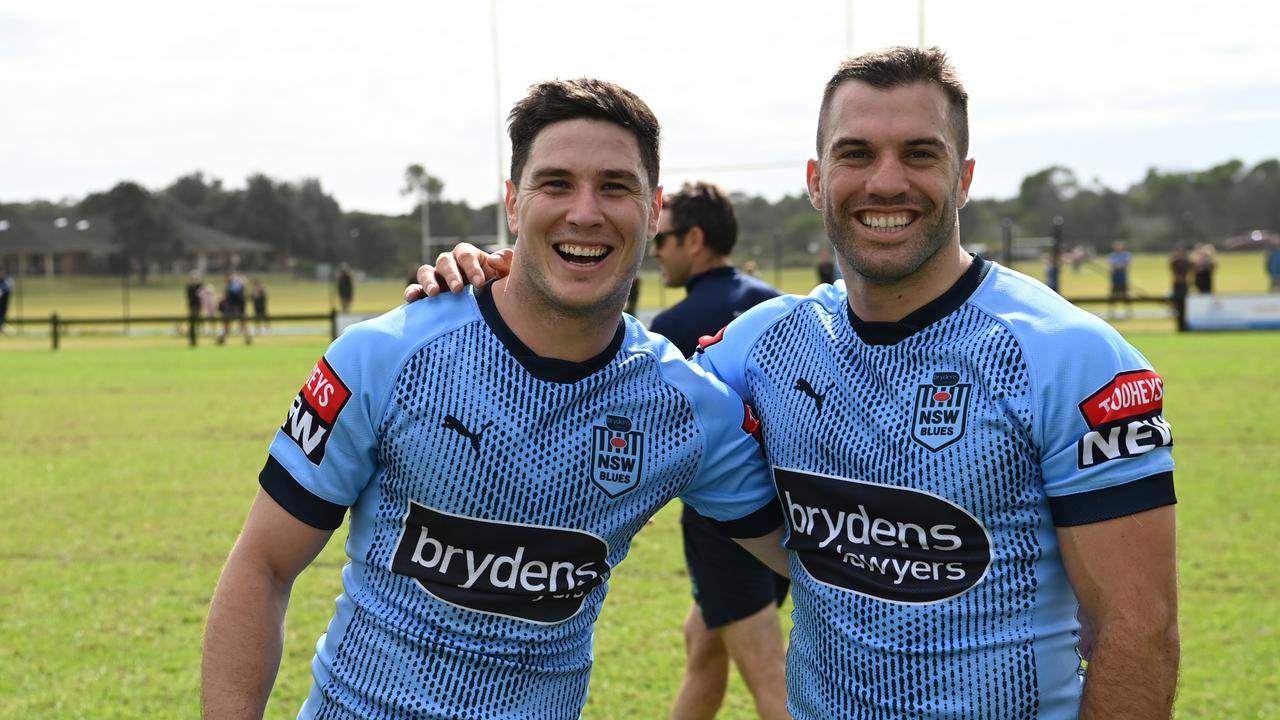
861;214;910;229
557;243;608;257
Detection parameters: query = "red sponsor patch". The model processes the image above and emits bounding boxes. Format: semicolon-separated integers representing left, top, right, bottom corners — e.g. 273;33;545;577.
696;326;727;352
933;391;952;402
300;357;351;424
1078;370;1164;428
610;437;627;449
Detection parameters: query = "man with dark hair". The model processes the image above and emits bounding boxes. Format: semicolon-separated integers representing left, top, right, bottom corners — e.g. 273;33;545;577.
650;181;788;720
413;46;1179;720
203;78;784;719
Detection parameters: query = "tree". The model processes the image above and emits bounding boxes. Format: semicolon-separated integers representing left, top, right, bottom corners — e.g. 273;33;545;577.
81;181;176;283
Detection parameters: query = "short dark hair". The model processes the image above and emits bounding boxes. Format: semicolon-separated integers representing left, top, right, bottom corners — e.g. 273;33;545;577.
816;46;969;164
664;182;739;256
508;78;661;190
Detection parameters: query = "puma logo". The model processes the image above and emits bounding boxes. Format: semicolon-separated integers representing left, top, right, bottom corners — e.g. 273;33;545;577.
794;378;834;417
443;415;493;457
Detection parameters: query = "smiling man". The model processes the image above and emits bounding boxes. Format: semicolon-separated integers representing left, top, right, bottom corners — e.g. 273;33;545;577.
201;78;785;720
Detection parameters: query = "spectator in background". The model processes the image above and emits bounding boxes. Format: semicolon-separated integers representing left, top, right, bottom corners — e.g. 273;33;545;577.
0;268;12;332
649;181;789;720
250;278;269;334
336;262;355;313
1193;243;1216;294
1108;241;1132;319
218;271;250;345
742;259;760;277
815;248;836;285
185;271;203;334
1042;252;1060;292
1268;238;1280;292
1170;244;1192;331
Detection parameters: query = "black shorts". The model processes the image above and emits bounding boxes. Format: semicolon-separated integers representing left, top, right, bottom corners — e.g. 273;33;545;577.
681;503;789;629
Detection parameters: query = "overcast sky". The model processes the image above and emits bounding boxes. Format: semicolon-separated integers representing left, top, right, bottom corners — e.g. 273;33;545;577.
3;0;1277;215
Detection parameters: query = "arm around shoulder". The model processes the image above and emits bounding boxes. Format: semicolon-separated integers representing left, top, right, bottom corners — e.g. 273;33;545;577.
202;489;335;719
1059;505;1179;719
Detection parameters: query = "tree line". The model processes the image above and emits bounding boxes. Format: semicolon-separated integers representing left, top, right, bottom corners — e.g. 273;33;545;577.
4;157;1276;281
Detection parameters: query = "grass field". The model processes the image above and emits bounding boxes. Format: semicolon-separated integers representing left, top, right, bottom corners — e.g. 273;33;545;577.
1;255;1277;718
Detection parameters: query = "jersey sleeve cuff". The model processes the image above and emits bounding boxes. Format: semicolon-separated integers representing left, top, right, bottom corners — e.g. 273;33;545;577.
259;455;348;530
705;497;784;538
1049;471;1176;527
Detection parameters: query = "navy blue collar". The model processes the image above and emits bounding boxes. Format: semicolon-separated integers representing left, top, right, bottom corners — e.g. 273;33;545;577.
684;265;737;291
846;255;991;346
476;282;625;384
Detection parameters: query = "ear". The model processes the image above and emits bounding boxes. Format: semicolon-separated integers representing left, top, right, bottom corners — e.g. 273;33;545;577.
806;158;823;210
648;185;663;239
684;225;706;254
955;158;975;209
504;180;519;236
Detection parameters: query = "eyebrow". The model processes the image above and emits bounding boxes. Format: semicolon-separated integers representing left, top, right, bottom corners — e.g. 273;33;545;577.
829;137;948;152
527;167;642;184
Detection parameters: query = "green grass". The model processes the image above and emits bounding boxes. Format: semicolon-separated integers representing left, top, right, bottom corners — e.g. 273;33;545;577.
1;326;1277;718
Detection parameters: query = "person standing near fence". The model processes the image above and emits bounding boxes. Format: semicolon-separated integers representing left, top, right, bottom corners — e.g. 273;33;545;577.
336;263;354;313
0;268;12;333
649;181;789;720
218;271;250;345
1193;244;1216;294
1108;241;1132;318
185;271;203;335
1268;237;1280;292
250;278;269;334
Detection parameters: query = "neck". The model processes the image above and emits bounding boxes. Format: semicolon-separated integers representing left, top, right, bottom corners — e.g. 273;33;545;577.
491;276;621;362
842;242;972;322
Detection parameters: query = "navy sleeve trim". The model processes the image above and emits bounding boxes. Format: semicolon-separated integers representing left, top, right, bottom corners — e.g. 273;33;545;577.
259;456;348;530
706;497;785;538
1050;471;1176;527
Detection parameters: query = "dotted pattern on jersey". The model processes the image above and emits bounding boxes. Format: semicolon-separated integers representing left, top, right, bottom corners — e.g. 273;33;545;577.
747;300;1049;719
307;319;703;719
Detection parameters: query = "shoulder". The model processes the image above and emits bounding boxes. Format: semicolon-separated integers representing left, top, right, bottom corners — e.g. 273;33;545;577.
331;291;483;382
971;264;1127;352
621;317;739;404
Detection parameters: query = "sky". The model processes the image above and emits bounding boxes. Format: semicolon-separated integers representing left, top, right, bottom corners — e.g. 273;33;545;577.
2;0;1278;216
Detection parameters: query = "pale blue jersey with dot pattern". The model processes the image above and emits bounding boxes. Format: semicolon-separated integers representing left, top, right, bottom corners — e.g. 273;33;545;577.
694;258;1175;719
261;286;778;719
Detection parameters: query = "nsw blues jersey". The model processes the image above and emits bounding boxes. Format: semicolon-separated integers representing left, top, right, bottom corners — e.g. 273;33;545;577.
695;257;1176;719
261;285;778;719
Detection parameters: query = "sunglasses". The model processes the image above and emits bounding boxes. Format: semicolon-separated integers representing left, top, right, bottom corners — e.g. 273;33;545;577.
653;226;689;250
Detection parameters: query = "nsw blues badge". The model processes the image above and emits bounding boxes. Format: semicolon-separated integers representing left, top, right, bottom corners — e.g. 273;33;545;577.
591;415;644;498
911;371;972;452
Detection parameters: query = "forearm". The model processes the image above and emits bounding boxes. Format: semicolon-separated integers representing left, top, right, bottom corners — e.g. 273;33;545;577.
1079;622;1180;719
201;554;294;719
734;528;790;577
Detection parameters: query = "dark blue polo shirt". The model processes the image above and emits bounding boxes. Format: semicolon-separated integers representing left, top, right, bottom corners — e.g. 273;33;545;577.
650;266;780;357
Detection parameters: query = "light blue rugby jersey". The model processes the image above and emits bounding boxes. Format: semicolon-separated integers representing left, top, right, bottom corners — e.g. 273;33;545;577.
261;284;779;720
695;257;1176;720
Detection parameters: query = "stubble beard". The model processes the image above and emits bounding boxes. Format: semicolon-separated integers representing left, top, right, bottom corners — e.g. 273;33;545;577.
825;193;958;285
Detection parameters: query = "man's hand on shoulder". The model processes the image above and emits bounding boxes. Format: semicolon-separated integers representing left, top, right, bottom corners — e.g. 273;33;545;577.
404;244;514;302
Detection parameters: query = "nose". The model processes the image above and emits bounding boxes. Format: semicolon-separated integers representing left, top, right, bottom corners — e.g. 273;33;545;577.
865;156;910;201
565;186;605;228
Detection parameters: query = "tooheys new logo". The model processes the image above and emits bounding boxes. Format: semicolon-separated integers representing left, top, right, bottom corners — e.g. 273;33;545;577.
1077;369;1173;468
775;467;991;603
283;357;351;464
391;502;611;624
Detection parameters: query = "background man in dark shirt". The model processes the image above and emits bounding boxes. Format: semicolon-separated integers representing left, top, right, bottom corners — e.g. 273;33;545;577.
650;182;789;720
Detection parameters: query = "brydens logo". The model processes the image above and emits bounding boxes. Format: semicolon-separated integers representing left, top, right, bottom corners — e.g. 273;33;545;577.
776;467;991;603
283;357;351;464
1076;370;1173;469
391;503;611;624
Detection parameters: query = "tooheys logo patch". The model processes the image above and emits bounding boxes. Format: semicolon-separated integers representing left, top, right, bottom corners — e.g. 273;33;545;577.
283;357;351;464
1077;369;1173;469
775;467;991;603
391;502;611;624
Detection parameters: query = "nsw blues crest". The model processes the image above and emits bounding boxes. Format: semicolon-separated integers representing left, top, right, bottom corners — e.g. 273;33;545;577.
910;371;972;452
590;415;644;498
